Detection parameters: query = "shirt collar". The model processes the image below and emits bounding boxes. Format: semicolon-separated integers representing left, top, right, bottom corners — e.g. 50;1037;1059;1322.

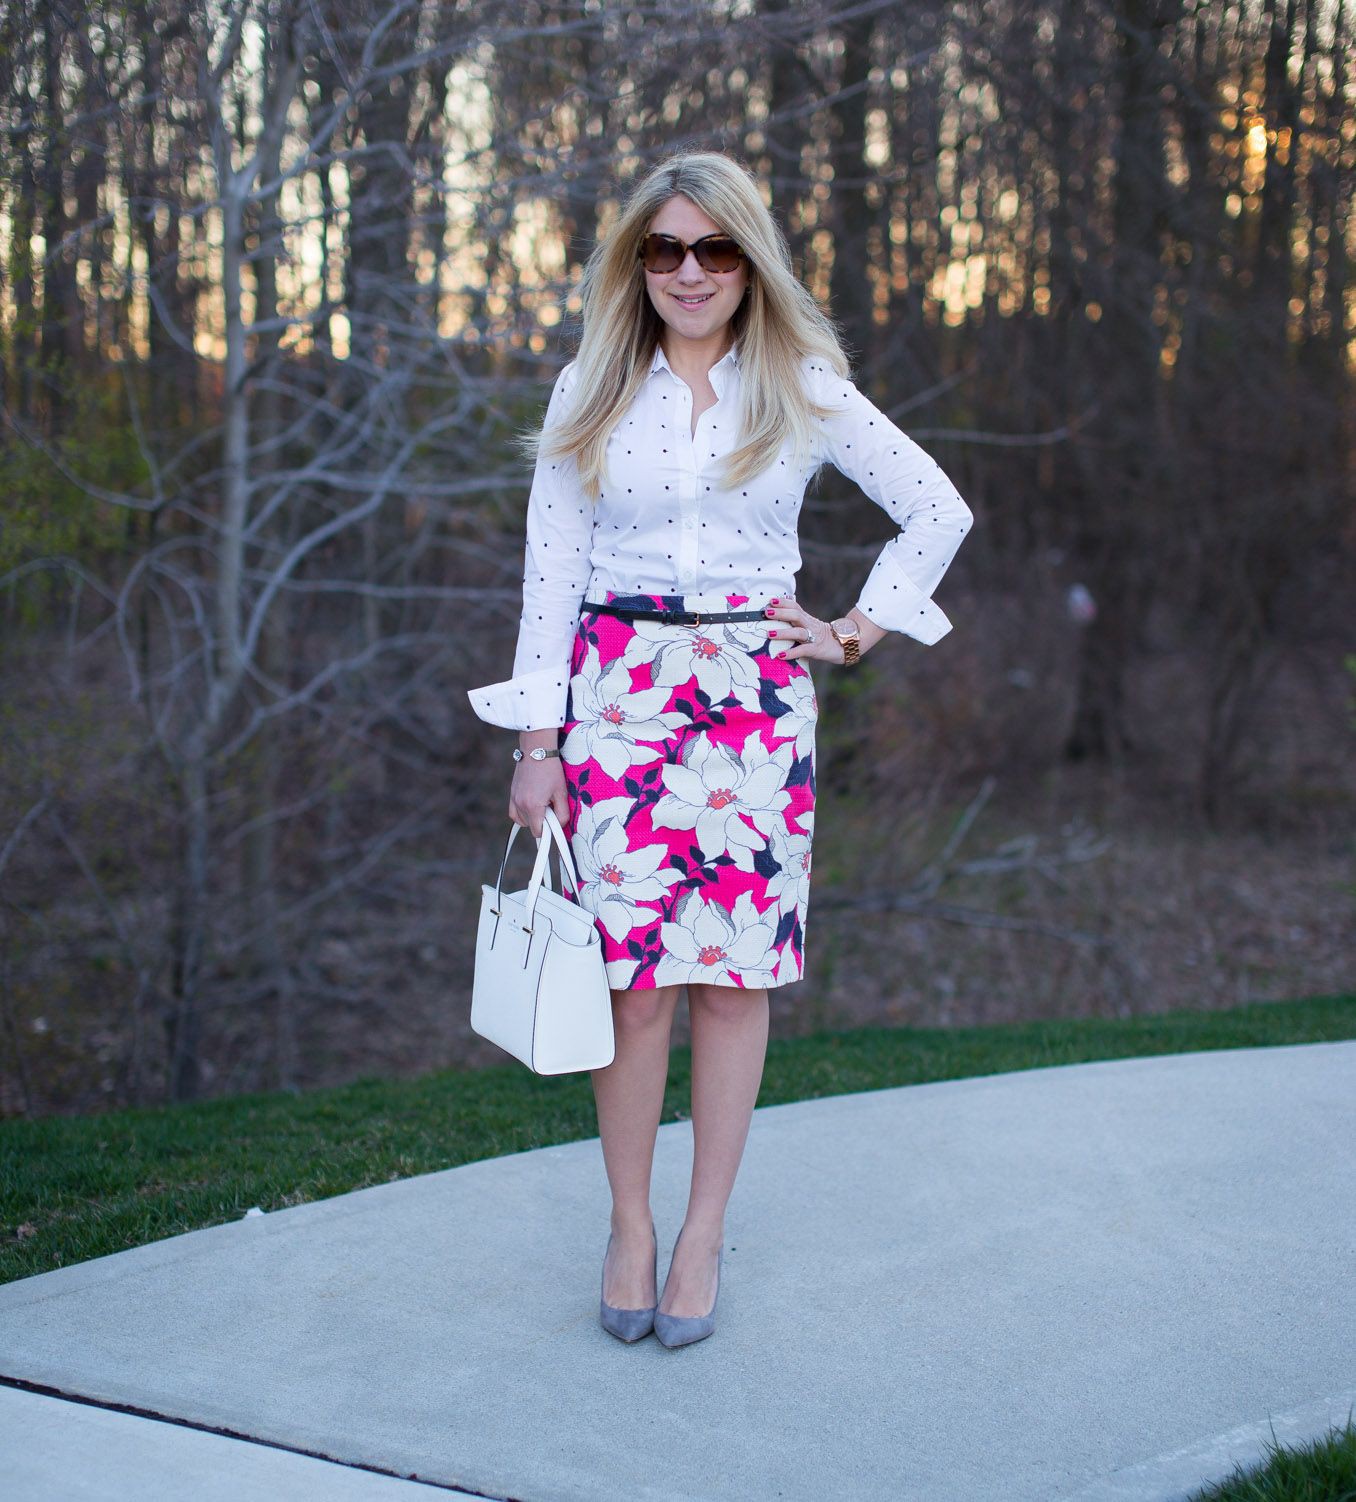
649;338;742;378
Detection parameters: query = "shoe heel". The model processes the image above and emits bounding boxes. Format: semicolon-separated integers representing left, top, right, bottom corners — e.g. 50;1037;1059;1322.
599;1218;658;1343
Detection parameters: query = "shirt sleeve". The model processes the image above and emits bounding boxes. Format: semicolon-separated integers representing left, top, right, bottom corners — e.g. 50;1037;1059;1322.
808;359;974;643
466;361;592;731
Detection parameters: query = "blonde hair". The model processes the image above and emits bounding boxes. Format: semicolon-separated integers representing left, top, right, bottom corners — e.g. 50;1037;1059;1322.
516;150;851;500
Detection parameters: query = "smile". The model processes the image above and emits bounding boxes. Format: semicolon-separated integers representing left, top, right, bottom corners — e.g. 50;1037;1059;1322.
672;293;715;306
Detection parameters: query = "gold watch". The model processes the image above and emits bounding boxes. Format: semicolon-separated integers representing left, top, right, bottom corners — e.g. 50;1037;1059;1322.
828;616;861;666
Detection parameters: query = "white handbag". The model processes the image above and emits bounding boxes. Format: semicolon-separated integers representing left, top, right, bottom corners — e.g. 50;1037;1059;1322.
470;806;615;1075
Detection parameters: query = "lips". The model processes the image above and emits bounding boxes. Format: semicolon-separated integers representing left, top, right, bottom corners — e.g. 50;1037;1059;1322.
673;293;714;306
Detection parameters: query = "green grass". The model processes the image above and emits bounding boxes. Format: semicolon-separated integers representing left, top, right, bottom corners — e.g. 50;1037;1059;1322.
1187;1413;1356;1500
1;993;1352;1287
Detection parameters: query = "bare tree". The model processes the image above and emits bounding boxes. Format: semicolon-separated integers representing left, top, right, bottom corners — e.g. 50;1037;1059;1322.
1;0;1351;1112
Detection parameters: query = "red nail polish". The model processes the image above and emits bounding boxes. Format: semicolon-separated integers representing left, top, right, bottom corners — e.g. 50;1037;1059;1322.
769;597;779;603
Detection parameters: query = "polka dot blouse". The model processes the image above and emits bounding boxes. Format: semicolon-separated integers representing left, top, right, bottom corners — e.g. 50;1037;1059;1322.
467;341;974;731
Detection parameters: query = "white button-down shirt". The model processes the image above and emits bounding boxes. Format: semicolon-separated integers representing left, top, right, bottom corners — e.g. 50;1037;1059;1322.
467;340;974;730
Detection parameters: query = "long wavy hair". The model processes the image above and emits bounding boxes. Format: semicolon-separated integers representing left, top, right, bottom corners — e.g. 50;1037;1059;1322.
516;150;851;500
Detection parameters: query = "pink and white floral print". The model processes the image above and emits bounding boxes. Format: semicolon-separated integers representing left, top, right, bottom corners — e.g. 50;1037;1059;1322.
620;616;769;710
654;888;783;988
650;730;796;873
560;652;689;782
568;793;687;943
560;589;817;991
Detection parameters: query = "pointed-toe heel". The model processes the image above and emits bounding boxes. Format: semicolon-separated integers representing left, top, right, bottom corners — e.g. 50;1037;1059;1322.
599;1219;658;1342
653;1228;723;1349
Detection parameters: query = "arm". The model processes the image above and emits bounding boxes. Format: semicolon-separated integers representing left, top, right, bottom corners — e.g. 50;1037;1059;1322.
466;362;592;733
808;359;974;643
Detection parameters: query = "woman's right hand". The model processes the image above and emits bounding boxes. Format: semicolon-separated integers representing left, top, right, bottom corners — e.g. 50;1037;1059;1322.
509;756;571;840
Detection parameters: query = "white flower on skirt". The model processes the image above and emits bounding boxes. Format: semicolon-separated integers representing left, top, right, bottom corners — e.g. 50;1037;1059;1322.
621;619;766;710
651;729;795;871
653;887;781;987
563;644;689;780
776;668;819;761
568;795;685;942
773;927;805;987
763;813;814;914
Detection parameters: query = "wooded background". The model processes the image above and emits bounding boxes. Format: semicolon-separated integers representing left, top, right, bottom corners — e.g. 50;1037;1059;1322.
2;0;1352;1116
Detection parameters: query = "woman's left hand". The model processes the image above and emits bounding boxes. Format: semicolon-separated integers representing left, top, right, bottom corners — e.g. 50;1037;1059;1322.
763;595;845;664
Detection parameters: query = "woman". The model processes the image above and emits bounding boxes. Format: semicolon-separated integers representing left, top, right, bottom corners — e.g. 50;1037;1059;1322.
467;151;973;1347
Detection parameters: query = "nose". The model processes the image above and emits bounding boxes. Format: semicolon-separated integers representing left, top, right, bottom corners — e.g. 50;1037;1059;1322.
676;248;707;280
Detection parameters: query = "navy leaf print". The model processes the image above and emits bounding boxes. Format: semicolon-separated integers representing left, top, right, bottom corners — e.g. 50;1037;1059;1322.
758;678;791;717
785;754;811;788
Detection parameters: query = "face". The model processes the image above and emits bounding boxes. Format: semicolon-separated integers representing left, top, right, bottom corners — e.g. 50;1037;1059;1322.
641;194;749;349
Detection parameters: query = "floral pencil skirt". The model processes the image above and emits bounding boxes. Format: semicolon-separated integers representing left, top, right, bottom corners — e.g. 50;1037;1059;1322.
559;587;817;992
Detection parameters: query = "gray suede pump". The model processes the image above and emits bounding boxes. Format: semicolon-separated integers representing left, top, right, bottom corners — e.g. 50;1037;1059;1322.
599;1219;658;1342
653;1225;723;1348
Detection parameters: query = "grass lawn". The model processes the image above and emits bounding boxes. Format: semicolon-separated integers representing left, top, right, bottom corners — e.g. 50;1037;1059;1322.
2;991;1352;1287
1187;1413;1356;1500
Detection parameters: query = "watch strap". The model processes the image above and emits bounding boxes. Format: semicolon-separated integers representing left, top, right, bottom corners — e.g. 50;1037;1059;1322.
829;618;862;666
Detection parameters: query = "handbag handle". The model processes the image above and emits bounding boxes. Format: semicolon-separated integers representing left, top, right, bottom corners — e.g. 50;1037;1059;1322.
492;807;585;923
493;823;536;911
523;808;586;927
534;808;587;897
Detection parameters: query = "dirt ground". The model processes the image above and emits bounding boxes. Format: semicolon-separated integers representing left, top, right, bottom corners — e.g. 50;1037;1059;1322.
402;757;1356;1072
14;752;1343;1119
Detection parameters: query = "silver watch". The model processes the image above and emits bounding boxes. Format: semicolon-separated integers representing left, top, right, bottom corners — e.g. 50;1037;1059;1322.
512;746;562;762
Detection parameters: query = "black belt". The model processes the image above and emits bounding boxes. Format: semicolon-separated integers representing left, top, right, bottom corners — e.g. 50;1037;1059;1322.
581;600;769;627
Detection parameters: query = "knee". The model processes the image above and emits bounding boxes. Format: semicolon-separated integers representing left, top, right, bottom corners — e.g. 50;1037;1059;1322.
612;984;679;1030
688;981;766;1022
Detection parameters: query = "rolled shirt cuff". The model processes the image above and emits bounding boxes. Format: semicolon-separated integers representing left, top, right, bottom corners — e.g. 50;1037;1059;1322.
466;664;570;732
855;549;954;644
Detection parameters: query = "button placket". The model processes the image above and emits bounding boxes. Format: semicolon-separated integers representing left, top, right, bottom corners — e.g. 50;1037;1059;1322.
675;377;699;586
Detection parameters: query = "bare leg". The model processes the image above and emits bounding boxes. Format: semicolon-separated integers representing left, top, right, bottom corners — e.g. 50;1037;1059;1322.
658;981;770;1317
592;982;682;1308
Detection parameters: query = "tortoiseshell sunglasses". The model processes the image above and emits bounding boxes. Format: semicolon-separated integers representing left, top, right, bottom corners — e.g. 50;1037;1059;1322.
637;232;747;274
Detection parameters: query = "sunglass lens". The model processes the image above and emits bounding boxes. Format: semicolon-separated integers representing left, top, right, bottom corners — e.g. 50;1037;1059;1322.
641;234;683;272
698;238;744;273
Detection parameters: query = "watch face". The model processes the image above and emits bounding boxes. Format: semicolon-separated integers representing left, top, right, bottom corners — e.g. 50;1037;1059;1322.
832;616;860;638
